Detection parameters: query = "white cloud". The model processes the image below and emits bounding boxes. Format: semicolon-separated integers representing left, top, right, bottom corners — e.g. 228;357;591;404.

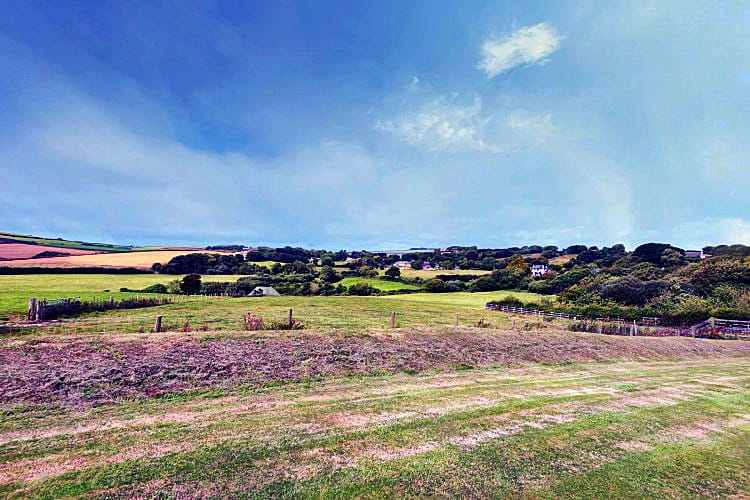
376;96;495;152
479;23;563;78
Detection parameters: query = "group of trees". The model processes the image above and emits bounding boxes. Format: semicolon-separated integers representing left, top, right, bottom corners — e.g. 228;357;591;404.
149;243;750;322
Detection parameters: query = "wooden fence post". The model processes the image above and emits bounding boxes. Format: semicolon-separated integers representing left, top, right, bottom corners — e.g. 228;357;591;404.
511;319;516;330
35;300;44;322
28;298;36;321
154;315;163;333
454;314;459;326
709;317;716;337
390;311;396;329
287;308;293;329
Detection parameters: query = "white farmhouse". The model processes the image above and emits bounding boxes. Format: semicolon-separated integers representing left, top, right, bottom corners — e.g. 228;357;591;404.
530;264;549;277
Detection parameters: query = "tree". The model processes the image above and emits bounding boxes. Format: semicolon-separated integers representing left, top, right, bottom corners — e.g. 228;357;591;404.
506;256;530;272
634;243;682;266
167;280;182;294
384;266;401;280
319;255;335;267
180;274;202;295
423;278;449;292
411;259;424;270
319;266;340;283
660;248;685;267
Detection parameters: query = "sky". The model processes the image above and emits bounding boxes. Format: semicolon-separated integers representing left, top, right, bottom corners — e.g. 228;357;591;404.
1;0;749;250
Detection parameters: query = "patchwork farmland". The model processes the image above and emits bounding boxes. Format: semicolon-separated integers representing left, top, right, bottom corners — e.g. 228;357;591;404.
0;237;749;497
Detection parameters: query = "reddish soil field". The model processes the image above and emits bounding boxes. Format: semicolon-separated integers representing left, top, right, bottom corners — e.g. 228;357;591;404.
2;328;749;410
0;243;103;260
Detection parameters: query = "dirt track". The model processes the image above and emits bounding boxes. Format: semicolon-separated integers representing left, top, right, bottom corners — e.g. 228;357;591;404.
2;327;749;409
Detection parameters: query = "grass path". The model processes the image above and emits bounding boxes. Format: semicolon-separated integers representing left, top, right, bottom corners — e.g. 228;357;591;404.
1;356;749;497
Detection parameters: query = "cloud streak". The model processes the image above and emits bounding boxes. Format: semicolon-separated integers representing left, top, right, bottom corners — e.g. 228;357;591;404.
479;23;562;78
376;96;495;152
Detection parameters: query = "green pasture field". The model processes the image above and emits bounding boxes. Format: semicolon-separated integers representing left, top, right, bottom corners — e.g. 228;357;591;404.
0;274;245;319
337;277;420;291
7;289;545;334
2;352;749;497
388;268;492;279
0;273;546;328
0;232;132;252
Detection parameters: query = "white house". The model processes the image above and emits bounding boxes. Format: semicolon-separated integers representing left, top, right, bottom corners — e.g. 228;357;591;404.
685;249;705;259
530;264;549;277
394;260;412;270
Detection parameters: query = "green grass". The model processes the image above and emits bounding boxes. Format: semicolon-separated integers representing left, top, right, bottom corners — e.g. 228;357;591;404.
390;268;491;279
0;232;132;252
1;356;748;497
338;277;420;291
0;274;245;319
5;289;549;333
0;273;548;328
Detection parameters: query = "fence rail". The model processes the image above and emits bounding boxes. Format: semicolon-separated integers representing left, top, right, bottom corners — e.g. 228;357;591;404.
486;303;749;341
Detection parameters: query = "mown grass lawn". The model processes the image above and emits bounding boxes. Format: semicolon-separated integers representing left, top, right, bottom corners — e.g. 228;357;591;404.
1;354;748;497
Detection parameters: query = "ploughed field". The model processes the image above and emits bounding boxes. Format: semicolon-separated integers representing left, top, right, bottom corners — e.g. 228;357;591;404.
1;327;750;497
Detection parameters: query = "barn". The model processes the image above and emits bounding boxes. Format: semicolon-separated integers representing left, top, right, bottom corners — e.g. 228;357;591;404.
249;286;281;297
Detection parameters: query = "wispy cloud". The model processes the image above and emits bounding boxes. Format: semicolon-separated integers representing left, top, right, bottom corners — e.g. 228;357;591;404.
479;23;563;78
376;96;495;152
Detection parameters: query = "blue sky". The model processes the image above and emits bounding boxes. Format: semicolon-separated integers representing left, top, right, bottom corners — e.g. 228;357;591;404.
1;0;749;250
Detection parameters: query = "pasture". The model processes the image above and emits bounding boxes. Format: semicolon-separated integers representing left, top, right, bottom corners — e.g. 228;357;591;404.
337;277;420;291
0;232;131;252
392;268;492;279
0;250;225;270
6;290;546;334
1;272;749;497
0;274;245;319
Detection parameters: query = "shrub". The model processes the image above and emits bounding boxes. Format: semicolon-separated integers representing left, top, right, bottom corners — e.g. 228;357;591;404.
423;278;450;293
180;274;202;294
142;283;168;294
347;282;377;296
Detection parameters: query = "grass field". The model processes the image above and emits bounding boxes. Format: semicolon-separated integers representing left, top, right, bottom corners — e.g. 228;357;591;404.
1;328;748;497
0;272;545;327
0;250;234;270
391;268;491;279
0;232;132;252
4;290;546;333
0;274;245;319
1;271;749;497
338;277;421;291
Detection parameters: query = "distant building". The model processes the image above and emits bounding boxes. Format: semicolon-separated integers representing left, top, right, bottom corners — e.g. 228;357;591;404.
394;260;412;270
250;286;280;297
344;257;358;265
685;249;705;259
530;264;549;277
